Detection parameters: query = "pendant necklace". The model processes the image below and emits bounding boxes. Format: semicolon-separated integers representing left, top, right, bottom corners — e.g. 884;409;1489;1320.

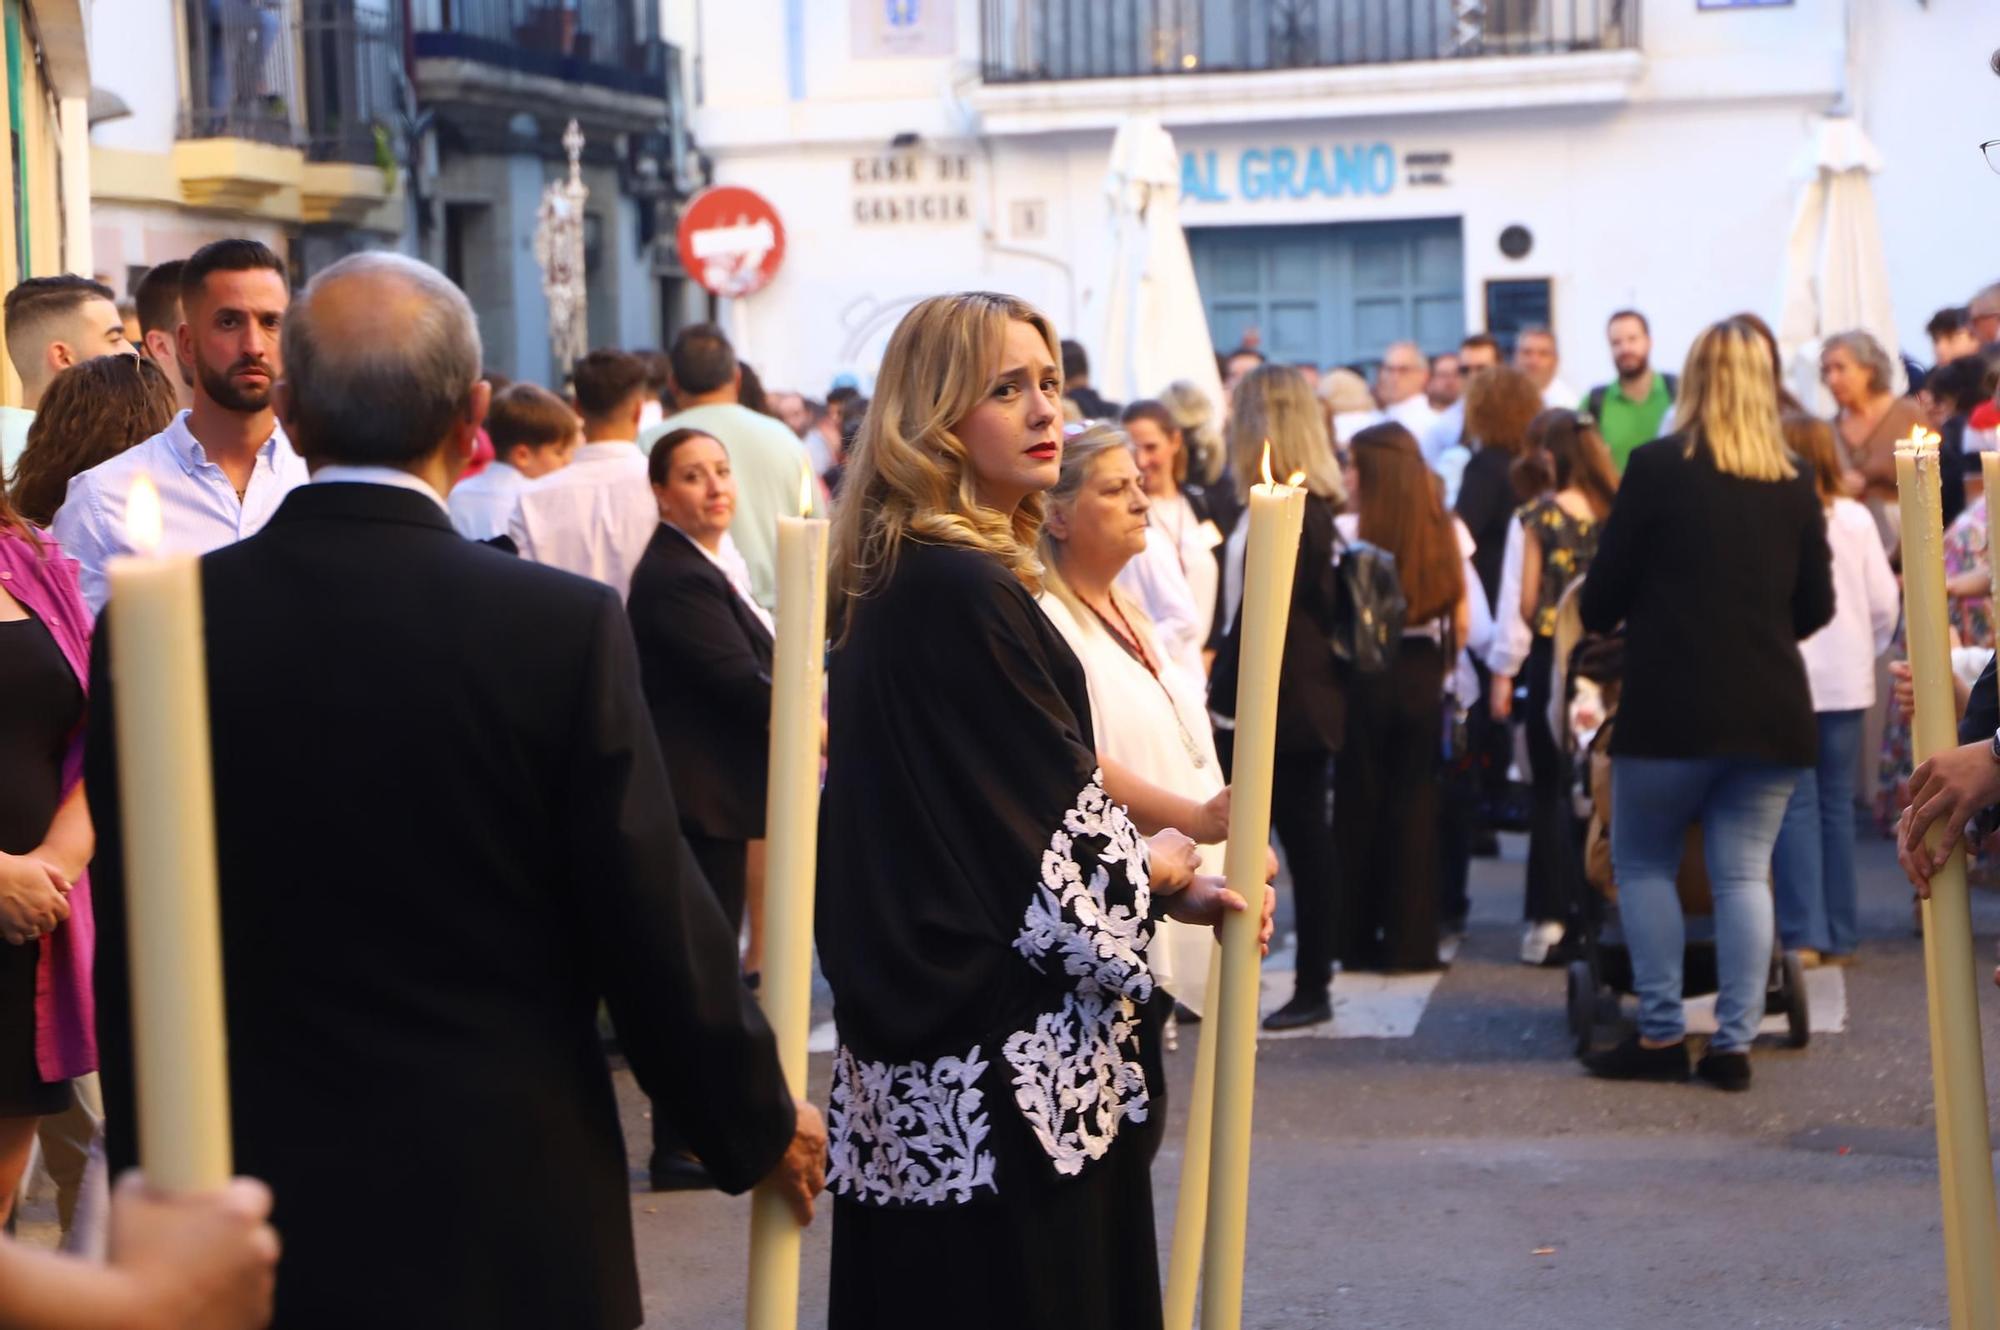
1084;593;1208;771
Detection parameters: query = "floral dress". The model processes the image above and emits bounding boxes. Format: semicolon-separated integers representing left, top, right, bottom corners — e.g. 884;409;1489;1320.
1877;495;1993;830
1523;496;1599;637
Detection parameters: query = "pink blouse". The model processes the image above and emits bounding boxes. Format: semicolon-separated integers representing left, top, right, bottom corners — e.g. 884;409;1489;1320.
0;529;96;1081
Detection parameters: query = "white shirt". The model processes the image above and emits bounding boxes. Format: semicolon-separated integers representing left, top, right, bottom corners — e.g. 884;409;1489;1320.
52;410;307;613
1384;394;1440;442
506;441;657;601
1486;516;1534;679
1421;400;1465;466
1798;497;1899;712
311;464;450;513
1037;591;1220;1013
1331;408;1386;448
448;461;527;541
1542;379;1582;411
666;521;777;637
1115;527;1206;695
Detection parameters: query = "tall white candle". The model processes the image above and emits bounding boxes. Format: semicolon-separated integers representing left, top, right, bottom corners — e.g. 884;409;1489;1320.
104;475;232;1192
1896;431;2000;1330
1202;447;1305;1330
745;466;830;1330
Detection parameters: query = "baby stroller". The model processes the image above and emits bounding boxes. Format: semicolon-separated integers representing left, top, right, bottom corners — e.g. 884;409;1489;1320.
1548;582;1811;1058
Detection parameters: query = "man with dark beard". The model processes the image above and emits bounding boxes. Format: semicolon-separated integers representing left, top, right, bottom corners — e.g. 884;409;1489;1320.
1585;308;1678;473
53;239;306;611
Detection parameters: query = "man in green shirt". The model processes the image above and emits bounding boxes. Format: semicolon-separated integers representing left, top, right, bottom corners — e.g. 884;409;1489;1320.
1585;309;1677;472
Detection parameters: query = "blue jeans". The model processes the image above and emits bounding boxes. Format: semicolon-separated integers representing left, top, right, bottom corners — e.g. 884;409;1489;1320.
1770;710;1866;956
1610;757;1803;1053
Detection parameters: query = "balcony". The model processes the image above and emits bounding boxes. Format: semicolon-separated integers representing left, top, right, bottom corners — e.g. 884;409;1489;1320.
411;0;668;100
979;0;1639;82
173;0;404;224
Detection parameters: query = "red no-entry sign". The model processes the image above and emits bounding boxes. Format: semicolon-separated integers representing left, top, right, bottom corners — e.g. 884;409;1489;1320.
677;185;786;298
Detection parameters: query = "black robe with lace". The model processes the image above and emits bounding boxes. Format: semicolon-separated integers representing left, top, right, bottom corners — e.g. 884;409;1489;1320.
816;539;1167;1330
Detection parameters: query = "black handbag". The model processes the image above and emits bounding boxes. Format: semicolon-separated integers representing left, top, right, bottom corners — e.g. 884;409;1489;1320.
1329;531;1407;676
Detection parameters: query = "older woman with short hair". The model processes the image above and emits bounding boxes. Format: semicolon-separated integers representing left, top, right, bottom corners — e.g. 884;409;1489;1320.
1820;329;1926;549
1038;423;1231;1015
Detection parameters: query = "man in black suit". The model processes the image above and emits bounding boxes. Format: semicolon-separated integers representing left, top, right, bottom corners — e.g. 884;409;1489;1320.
85;252;825;1330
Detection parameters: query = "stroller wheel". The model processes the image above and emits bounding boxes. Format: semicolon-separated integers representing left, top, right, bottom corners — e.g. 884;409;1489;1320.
1567;960;1596;1057
1781;951;1810;1049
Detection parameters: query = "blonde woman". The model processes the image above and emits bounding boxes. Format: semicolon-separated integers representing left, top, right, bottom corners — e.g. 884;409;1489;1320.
1036;424;1233;1017
817;293;1270;1330
1579;317;1834;1092
1210;363;1348;1030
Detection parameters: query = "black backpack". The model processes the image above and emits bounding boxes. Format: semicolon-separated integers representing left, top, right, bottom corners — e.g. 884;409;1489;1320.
1329;532;1407;675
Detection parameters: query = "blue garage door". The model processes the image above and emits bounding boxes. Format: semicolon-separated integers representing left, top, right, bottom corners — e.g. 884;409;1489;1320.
1189;219;1465;372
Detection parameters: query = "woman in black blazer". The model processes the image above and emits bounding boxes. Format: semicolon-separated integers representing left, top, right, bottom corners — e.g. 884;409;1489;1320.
1210;364;1346;1031
1578;318;1834;1093
627;427;776;938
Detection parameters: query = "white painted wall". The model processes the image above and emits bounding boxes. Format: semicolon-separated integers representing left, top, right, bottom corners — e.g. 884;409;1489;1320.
1850;0;2000;358
86;0;180;155
692;0;2000;396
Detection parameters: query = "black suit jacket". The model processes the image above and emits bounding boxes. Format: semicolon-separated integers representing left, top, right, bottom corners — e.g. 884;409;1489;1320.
627;524;775;840
1454;444;1515;607
85;484;795;1330
1210;493;1346;754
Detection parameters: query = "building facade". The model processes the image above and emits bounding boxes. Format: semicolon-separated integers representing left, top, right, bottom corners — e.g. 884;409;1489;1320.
682;0;1998;399
0;0;94;404
88;0;408;302
409;0;690;386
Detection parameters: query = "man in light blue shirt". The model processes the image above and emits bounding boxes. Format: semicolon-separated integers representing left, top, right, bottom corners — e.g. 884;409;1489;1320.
641;323;822;610
53;239;305;612
0;274;132;480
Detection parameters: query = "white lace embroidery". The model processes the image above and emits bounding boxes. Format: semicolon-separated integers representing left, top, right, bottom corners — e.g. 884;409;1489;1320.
1003;773;1155;1176
826;1042;999;1206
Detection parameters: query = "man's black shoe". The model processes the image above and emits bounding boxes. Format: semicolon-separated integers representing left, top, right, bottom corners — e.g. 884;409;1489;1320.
1695;1049;1752;1092
1261;992;1333;1032
1581;1034;1690;1081
649;1151;716;1193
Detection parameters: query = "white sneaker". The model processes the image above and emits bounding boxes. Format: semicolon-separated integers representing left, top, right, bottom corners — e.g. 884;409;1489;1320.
1519;920;1564;966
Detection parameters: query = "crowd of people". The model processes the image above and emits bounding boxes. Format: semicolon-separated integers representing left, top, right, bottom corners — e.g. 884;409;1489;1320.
0;224;1996;1326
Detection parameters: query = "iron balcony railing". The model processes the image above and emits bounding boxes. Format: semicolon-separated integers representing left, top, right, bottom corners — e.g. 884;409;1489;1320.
979;0;1640;82
181;0;298;143
300;0;404;165
411;0;668;98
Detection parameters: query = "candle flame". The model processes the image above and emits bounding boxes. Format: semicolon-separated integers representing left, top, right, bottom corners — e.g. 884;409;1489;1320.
1897;425;1943;458
1286;469;1306;487
126;474;163;556
798;460;814;518
1260;440;1274;487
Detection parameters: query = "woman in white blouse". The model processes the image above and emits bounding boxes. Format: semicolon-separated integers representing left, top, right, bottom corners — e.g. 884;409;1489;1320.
1039;424;1231;1012
1115;401;1221;690
1770;413;1898;964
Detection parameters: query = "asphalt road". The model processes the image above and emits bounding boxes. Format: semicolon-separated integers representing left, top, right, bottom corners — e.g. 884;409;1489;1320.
620;832;2000;1330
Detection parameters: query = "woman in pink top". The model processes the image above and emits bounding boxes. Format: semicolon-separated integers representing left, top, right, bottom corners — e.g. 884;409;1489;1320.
0;482;95;1221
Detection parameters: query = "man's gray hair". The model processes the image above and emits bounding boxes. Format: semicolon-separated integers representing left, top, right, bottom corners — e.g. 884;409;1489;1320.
280;251;483;466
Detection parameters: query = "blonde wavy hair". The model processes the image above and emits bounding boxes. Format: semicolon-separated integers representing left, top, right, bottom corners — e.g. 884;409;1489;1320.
1036;423;1152;629
1226;363;1345;502
1672;317;1795;482
829;292;1060;616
